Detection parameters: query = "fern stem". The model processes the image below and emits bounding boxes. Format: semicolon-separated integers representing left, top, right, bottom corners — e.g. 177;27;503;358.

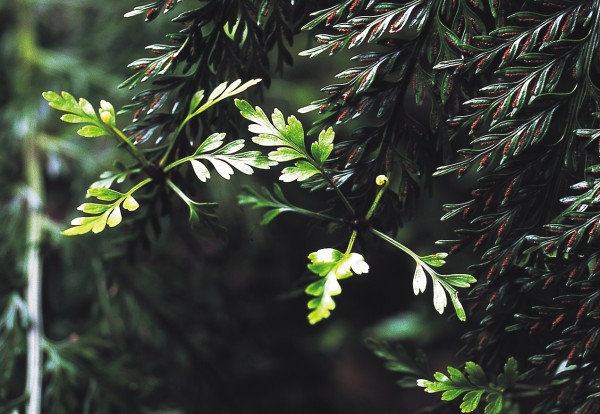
163;154;196;172
159;117;187;167
127;177;153;196
159;83;234;168
166;178;216;206
370;227;421;263
371;227;440;275
280;204;348;224
300;210;346;224
321;169;356;216
345;230;358;254
365;175;389;221
111;126;154;170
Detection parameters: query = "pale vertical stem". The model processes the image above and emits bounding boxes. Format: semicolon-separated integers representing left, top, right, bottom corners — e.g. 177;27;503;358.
24;138;44;414
15;0;44;413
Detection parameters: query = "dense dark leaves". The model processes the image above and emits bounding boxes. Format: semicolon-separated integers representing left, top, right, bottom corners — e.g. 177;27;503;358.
429;2;600;413
304;1;600;413
300;0;488;229
120;0;308;148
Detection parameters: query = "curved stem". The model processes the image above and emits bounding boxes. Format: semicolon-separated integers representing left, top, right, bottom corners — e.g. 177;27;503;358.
370;227;421;262
345;230;358;254
365;176;389;221
159;118;187;167
163;154;196;173
271;204;346;224
127;177;153;196
166;178;214;206
298;209;346;224
158;78;245;168
370;227;444;277
318;167;355;216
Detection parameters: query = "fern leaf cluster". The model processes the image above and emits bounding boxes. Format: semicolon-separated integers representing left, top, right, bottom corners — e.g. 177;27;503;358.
61;1;314;254
429;6;600;412
300;0;489;229
306;1;600;413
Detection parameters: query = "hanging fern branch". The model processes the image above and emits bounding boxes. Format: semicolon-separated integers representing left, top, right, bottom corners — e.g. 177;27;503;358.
76;1;313;251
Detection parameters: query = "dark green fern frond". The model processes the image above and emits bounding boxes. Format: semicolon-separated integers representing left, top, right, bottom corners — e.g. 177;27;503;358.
434;2;600;412
300;0;488;227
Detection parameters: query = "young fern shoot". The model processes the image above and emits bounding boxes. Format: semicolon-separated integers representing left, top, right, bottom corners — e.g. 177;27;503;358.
43;80;269;236
236;99;355;214
236;102;476;323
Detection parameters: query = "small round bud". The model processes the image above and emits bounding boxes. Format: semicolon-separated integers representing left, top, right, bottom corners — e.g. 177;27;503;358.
100;110;112;124
99;100;115;125
100;100;113;112
375;175;389;186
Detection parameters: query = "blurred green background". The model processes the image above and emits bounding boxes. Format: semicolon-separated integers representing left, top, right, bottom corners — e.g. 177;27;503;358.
0;1;472;412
